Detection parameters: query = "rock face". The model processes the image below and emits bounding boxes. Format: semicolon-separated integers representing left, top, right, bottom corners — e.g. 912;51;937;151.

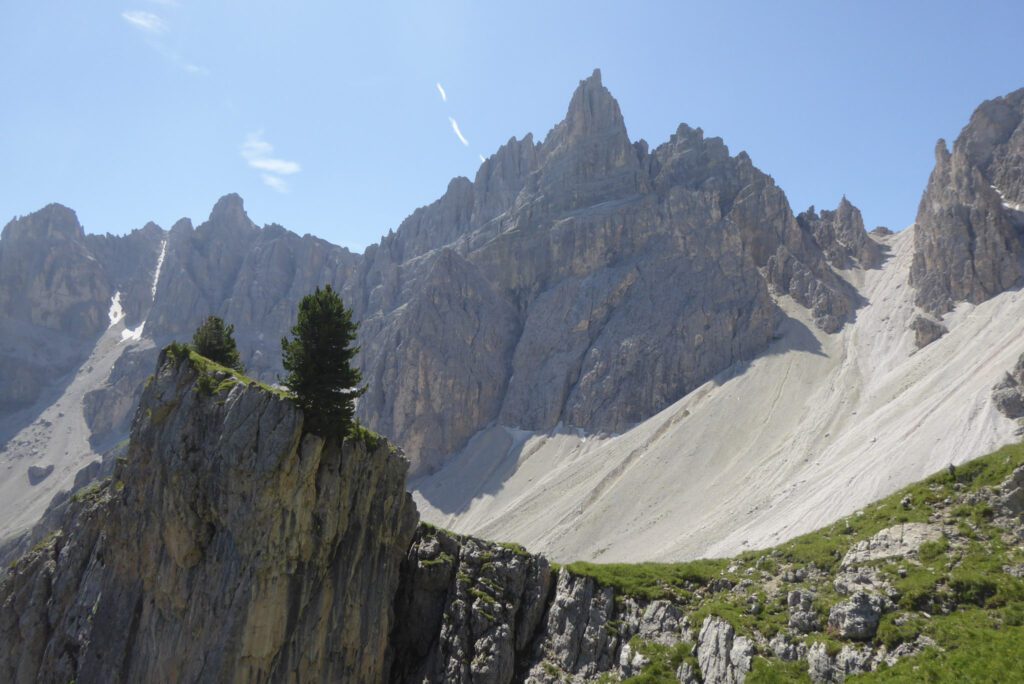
787;589;820;633
388;526;552;684
355;69;857;471
910;87;1024;315
827;592;888;640
993;353;1024;420
797;197;882;269
695;616;754;684
0;350;418;683
909;314;948;349
0;206;163;414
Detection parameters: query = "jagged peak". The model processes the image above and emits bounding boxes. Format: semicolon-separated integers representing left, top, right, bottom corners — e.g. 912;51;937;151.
2;202;83;242
208;193;251;227
169;217;194;234
549;67;628;147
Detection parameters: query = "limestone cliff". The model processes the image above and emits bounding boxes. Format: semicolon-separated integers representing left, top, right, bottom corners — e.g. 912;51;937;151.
910;87;1024;315
0;349;417;683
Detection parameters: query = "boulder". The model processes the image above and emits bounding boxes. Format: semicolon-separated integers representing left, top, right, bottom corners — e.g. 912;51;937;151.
827;592;889;640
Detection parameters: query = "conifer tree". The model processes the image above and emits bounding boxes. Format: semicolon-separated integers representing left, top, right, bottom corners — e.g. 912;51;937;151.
281;285;365;438
191;315;244;372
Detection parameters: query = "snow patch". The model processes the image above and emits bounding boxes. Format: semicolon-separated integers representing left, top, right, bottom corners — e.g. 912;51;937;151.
121;322;145;342
151;239;168;299
991;185;1024;212
107;292;125;327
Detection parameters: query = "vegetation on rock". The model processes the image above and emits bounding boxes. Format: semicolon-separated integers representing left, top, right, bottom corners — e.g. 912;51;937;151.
281;285;365;439
190;315;244;371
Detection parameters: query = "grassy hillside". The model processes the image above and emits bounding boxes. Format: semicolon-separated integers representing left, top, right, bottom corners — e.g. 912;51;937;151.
562;443;1024;682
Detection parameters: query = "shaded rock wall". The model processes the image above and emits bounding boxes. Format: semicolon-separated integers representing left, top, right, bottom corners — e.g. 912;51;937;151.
910;88;1024;315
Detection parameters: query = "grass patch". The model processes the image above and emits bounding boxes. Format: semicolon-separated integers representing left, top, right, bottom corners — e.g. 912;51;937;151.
850;610;1024;682
747;656;811;683
564;559;729;601
623;639;697;683
71;479;110;505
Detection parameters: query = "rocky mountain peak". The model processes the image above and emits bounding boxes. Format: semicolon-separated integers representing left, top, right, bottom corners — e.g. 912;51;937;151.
910;86;1024;315
207;192;253;229
558;68;627;142
797;198;881;270
1;203;84;243
169;217;194;235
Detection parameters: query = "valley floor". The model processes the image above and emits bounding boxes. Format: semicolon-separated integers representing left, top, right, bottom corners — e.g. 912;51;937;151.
413;228;1024;562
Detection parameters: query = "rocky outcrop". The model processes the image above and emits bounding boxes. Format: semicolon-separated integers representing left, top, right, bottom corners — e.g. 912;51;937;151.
910;88;1024;315
798;198;882;270
0;349;418;683
840;523;943;567
827;592;889;640
787;589;820;633
0;204;111;339
388;527;552;684
910;314;948;349
695;616;754;684
993;353;1024;420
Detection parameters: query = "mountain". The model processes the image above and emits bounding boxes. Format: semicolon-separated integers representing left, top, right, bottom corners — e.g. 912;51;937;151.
0;69;865;543
3;348;1023;683
910;87;1024;314
1;73;1023;569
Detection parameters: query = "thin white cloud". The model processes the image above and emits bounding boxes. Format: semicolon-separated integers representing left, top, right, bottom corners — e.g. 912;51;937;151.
261;174;289;193
242;132;300;194
248;158;301;174
449;117;469;146
436;82;447;102
122;10;166;33
479;154;486;163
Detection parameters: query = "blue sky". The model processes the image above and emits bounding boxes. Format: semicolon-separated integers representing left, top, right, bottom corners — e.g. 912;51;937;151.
2;2;1022;251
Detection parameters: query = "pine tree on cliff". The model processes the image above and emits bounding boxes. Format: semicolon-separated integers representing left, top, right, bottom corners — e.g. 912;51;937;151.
191;315;244;372
281;285;365;438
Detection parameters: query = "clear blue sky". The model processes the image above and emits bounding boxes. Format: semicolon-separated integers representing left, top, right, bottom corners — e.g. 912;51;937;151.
3;2;1022;251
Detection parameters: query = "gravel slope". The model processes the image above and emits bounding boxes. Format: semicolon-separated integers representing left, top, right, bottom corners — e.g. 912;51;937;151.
412;228;1024;562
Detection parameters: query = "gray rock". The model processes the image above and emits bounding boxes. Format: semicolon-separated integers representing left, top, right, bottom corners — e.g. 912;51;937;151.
787;589;820;633
526;571;618;679
26;465;53;485
910;88;1024;315
798;198;882;269
998;464;1024;516
676;660;701;683
769;633;807;661
841;523;943;567
388;526;552;684
696;615;753;684
992;353;1024;420
910;315;948;349
833;567;896;601
807;642;874;683
827;592;889;640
